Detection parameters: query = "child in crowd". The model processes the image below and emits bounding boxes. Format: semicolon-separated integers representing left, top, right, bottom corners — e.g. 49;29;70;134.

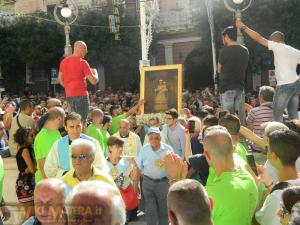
106;136;140;224
14;127;36;222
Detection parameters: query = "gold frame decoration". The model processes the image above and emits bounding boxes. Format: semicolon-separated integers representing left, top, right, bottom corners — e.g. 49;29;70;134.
140;64;182;114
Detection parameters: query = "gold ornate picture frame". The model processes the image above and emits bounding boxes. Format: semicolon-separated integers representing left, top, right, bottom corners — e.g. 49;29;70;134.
140;64;182;114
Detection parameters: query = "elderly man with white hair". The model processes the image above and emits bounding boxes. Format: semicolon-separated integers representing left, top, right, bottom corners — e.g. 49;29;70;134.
62;139;117;190
69;181;126;225
23;178;68;225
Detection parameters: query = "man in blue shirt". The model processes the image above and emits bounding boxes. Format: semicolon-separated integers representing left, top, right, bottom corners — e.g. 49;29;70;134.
138;127;174;225
161;109;185;158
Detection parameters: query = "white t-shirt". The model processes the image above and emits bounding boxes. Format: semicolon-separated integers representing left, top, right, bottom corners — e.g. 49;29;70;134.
256;179;300;225
268;41;300;86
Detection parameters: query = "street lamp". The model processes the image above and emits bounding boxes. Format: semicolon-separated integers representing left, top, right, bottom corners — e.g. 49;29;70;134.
54;0;78;57
224;0;252;44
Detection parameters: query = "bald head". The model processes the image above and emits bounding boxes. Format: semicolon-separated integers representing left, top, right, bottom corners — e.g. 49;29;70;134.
73;41;88;58
47;106;65;121
203;127;233;158
34;179;67;224
269;31;285;43
47;98;62;109
119;119;130;136
69;181;126;225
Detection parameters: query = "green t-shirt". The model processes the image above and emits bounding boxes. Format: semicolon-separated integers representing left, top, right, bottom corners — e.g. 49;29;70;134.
34;128;61;183
109;113;126;135
206;166;258;225
101;129;110;157
86;124;105;154
235;142;248;163
0;157;4;201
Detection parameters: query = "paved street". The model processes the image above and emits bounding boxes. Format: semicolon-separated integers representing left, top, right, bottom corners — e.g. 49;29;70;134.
2;157;146;225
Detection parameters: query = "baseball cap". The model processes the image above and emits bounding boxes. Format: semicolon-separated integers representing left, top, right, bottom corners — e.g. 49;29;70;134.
147;127;161;135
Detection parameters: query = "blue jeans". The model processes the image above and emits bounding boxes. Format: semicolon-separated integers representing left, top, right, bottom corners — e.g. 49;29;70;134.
67;96;89;122
220;89;244;114
273;80;300;122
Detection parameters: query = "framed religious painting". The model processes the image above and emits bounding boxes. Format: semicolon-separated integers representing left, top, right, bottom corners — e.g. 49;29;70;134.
140;64;182;114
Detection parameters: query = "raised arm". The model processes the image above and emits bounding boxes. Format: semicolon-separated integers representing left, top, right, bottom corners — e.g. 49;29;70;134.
236;20;268;48
239;126;266;149
125;99;145;117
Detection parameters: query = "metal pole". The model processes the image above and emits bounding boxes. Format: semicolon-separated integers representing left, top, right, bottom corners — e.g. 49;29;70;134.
235;10;244;45
235;9;246;124
64;24;72;57
205;0;218;94
140;0;147;61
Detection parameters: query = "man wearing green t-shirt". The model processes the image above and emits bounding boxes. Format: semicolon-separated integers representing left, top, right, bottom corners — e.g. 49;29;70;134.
203;126;258;225
86;108;106;155
34;107;65;183
219;114;248;162
109;99;144;135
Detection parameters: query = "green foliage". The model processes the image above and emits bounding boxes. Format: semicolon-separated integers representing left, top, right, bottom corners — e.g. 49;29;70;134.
0;8;141;91
69;9;141;90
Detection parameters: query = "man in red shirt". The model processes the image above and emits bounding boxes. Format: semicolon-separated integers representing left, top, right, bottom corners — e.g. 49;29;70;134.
58;41;98;123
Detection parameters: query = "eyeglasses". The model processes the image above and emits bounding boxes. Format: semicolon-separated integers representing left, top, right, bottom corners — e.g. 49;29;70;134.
278;202;289;218
71;153;90;161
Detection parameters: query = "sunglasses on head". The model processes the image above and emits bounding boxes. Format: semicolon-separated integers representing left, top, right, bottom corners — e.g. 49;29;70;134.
71;153;90;161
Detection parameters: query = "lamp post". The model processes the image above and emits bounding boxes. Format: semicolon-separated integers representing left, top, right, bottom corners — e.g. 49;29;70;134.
139;0;159;70
224;0;252;44
54;0;78;57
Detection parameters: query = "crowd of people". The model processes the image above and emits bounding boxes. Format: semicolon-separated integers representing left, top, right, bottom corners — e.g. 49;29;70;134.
0;17;299;225
0;83;299;225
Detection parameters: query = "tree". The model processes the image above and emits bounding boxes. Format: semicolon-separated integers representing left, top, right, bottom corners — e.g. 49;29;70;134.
0;7;142;92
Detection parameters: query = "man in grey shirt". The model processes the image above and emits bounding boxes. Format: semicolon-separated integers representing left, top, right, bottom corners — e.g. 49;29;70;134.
162;109;186;159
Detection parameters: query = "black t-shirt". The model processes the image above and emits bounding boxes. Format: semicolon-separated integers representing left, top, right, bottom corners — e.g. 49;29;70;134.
190;136;204;155
218;45;249;93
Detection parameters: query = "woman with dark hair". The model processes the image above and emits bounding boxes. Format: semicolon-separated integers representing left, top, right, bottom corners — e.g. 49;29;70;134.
14;127;36;222
278;186;300;225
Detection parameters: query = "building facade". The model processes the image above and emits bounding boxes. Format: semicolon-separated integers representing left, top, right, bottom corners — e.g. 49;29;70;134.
154;0;201;66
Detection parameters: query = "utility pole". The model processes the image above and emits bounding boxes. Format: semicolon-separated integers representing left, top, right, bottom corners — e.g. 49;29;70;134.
139;0;149;69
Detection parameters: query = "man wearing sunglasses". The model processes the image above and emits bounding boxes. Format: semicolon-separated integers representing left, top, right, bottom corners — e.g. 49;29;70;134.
44;112;108;179
62;139;116;189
